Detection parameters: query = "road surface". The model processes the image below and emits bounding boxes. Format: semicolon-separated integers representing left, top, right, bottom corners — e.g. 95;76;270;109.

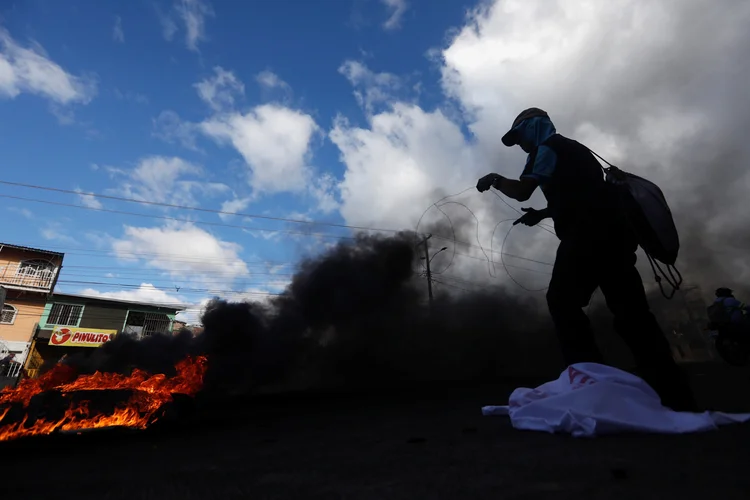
2;362;749;499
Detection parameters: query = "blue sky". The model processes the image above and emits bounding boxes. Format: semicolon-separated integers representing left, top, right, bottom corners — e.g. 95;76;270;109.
2;0;746;319
0;0;483;319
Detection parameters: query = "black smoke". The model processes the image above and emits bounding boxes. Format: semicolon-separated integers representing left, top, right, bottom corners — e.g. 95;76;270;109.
54;230;568;396
52;214;713;400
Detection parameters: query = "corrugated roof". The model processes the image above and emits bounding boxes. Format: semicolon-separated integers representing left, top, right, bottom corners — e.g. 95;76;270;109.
0;242;64;257
51;292;186;311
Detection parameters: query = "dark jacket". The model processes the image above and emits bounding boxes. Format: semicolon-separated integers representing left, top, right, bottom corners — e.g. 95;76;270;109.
516;117;628;244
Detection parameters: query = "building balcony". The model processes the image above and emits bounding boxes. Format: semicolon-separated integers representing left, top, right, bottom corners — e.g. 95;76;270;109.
0;262;58;293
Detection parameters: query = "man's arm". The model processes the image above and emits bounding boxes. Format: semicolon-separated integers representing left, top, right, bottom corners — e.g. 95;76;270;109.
492;176;539;202
494;143;557;201
513;206;550;226
532;207;550;219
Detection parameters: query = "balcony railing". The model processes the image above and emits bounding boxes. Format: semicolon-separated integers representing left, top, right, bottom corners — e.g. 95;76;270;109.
0;262;58;291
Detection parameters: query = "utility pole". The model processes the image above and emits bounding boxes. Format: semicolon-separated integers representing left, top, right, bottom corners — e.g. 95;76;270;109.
417;234;434;303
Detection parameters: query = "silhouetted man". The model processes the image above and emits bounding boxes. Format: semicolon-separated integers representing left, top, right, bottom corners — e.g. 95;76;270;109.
476;108;696;411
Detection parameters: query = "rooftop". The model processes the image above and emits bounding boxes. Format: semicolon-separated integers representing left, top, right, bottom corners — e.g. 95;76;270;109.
0;243;64;258
51;292;186;311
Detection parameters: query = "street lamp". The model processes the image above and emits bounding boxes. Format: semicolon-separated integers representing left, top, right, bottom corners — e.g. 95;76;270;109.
420;246;448;263
418;244;448;303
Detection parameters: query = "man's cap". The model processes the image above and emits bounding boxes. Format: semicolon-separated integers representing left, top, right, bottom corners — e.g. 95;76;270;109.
501;107;550;147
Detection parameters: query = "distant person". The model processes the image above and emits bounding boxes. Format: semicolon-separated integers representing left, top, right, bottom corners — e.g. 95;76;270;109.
475;107;697;411
708;287;750;333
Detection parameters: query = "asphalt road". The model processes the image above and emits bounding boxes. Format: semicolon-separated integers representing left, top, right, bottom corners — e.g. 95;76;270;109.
3;362;750;500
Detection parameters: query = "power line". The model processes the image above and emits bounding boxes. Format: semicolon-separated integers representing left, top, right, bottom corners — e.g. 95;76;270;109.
55;278;289;289
432;276;495;290
55;275;292;283
2;191;556;266
4;200;555;268
55;279;284;295
0;193;357;242
57;270;296;279
452;251;552;274
1;181;559;296
0;180;401;235
60;263;293;271
430;279;476;293
4;240;300;266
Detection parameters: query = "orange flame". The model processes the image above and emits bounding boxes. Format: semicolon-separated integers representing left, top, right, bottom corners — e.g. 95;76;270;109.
0;355;207;442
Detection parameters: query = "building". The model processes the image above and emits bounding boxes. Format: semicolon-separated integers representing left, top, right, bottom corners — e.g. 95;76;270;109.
172;320;187;333
25;293;185;378
0;243;64;387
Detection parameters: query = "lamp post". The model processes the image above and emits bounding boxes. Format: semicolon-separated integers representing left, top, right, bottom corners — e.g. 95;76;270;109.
418;235;448;303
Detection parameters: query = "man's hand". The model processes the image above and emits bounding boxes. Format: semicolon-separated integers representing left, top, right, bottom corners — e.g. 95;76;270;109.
476;173;502;192
513;207;547;226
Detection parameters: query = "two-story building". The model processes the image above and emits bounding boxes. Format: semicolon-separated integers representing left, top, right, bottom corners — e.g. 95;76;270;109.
25;293;185;377
0;243;64;385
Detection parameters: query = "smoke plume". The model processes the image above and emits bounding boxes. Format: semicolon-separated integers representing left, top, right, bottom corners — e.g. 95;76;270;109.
55;231;573;395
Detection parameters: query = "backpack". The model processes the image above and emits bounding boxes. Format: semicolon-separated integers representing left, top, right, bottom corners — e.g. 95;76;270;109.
587;149;683;299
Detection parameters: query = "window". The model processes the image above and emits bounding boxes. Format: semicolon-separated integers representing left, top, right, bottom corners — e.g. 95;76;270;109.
47;303;83;327
123;311;171;338
0;304;17;325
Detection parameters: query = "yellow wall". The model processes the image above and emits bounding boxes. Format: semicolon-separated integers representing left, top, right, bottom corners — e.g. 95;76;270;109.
0;297;45;343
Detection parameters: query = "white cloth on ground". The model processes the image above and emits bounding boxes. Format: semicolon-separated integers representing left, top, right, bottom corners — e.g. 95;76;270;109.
482;362;750;438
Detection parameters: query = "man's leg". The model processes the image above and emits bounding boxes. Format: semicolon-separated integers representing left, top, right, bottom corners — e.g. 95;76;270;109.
599;254;698;411
546;241;602;366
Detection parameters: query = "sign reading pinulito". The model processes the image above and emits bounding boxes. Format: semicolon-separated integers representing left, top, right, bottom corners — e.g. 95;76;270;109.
48;326;117;348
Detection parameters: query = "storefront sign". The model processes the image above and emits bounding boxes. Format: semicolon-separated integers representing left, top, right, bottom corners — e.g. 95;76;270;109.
48;326;117;348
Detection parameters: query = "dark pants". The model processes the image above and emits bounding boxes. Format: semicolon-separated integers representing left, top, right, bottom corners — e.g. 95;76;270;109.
546;237;697;411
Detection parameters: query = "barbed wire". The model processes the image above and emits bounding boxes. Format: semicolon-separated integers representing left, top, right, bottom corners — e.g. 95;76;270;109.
415;186;557;293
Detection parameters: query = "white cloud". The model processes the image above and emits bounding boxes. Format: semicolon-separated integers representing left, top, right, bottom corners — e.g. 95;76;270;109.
438;0;750;169
200;104;320;194
40;221;76;244
0;28;97;105
160;13;178;41
106;156;229;206
175;298;211;324
111;222;250;282
78;283;184;307
256;70;291;94
219;197;252;221
338;60;404;115
161;0;215;52
153;110;201;151
194;66;244;112
114;88;148;104
224;286;282;307
330;104;475;230
49;103;76;125
113;16;125;43
7;207;33;219
74;188;103;209
381;0;408;31
309;173;340;214
329;0;750;290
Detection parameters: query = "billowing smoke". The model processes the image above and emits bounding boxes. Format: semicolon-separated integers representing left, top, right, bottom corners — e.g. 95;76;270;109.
56;231;571;396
